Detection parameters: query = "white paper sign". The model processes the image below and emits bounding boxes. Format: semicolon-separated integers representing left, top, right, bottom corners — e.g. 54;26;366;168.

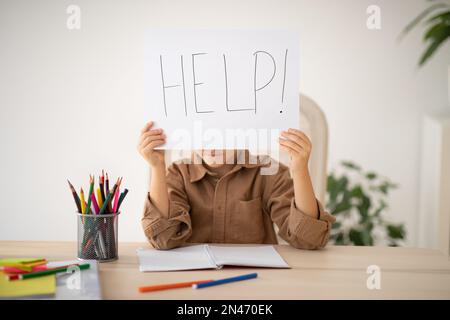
145;30;299;150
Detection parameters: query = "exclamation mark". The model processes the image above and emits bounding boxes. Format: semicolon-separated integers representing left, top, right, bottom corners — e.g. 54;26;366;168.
280;49;288;114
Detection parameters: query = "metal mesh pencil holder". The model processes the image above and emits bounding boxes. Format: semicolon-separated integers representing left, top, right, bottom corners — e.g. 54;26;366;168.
77;212;119;262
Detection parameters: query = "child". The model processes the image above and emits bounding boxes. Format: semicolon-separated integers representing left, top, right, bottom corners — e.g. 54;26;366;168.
138;121;335;250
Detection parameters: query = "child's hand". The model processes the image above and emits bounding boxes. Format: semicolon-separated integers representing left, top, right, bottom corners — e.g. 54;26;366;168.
138;121;166;168
279;128;312;173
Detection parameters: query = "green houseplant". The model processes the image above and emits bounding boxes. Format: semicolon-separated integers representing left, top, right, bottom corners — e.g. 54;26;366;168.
326;161;406;246
400;0;450;66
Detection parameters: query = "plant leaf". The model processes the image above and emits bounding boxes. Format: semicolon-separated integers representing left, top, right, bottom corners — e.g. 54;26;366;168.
349;229;364;246
366;172;377;180
361;229;374;246
341;161;361;171
424;21;450;40
426;10;450;24
386;224;406;240
331;221;342;229
399;2;449;40
419;27;450;65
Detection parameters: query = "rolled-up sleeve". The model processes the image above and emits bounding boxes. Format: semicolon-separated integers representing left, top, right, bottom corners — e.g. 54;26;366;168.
141;165;192;249
265;166;336;250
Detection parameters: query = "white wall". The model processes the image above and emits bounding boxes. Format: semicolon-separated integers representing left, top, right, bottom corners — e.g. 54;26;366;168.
0;0;449;245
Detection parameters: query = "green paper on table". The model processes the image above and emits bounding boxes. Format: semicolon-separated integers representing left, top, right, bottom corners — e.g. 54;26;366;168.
0;271;56;298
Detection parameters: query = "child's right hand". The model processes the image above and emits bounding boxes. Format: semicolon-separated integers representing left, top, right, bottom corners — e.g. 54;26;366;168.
137;121;166;169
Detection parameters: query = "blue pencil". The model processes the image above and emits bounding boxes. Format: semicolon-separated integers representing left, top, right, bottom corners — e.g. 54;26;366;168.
192;273;257;289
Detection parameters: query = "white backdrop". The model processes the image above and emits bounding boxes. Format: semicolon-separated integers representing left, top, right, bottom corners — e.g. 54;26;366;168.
0;0;449;245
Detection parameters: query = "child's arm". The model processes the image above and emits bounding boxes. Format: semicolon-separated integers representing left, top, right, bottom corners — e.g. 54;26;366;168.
266;128;335;249
138;121;192;249
279;128;318;218
138;121;168;215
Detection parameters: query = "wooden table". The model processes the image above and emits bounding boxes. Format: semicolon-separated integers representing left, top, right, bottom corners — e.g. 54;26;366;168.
1;241;450;299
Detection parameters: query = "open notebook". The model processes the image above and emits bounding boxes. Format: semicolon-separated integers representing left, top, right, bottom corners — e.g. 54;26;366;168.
137;244;290;272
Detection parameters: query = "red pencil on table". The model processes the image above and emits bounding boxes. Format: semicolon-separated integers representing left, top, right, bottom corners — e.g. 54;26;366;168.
6;263;81;281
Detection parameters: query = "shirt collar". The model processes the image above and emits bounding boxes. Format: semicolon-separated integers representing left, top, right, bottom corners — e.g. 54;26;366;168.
188;150;268;183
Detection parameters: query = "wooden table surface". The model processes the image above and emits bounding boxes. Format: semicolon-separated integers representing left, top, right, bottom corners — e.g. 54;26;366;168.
1;241;450;299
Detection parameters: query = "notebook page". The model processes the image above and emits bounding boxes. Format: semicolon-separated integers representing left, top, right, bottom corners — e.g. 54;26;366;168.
208;245;290;268
137;244;217;272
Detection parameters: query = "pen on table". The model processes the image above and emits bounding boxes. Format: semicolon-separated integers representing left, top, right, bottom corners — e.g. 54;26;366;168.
116;188;128;211
8;263;89;281
0;259;47;272
67;180;81;213
0;264;47;274
192;273;258;289
139;279;213;293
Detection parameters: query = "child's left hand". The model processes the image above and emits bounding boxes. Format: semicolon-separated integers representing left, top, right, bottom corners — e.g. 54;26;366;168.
279;128;312;173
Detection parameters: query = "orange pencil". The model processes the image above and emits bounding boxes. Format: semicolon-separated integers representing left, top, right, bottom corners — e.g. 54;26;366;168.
138;280;213;293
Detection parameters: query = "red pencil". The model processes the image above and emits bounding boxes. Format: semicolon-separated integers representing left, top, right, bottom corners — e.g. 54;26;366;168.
6;263;81;281
138;279;213;293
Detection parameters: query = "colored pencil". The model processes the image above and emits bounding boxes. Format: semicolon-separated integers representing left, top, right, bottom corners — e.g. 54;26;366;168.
107;177;121;212
105;172;110;195
99;170;106;203
0;259;47;272
67;180;81;213
10;263;90;281
99;190;114;215
139;280;213;293
84;175;94;214
80;188;86;214
90;192;100;214
192;273;258;289
112;187;120;213
0;264;47;274
116;188;128;211
96;188;104;209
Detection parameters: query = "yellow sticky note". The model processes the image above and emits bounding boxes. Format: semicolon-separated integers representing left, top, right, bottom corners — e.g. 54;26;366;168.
0;271;56;298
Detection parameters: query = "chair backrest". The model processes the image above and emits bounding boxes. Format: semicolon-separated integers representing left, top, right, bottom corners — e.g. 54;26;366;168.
302;94;329;204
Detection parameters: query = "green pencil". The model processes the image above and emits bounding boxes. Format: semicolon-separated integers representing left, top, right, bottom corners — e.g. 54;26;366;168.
99;190;114;214
17;263;90;280
84;175;94;214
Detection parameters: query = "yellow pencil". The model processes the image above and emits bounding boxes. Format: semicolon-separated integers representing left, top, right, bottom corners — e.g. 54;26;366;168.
80;187;86;214
96;188;104;208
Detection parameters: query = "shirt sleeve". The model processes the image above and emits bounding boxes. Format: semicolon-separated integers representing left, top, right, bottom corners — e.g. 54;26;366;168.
141;164;192;250
264;165;336;250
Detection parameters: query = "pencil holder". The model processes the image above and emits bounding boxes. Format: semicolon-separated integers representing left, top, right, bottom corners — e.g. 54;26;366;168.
77;212;119;262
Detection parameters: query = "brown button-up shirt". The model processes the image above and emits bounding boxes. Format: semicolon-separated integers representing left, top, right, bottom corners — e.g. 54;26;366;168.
142;154;335;250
